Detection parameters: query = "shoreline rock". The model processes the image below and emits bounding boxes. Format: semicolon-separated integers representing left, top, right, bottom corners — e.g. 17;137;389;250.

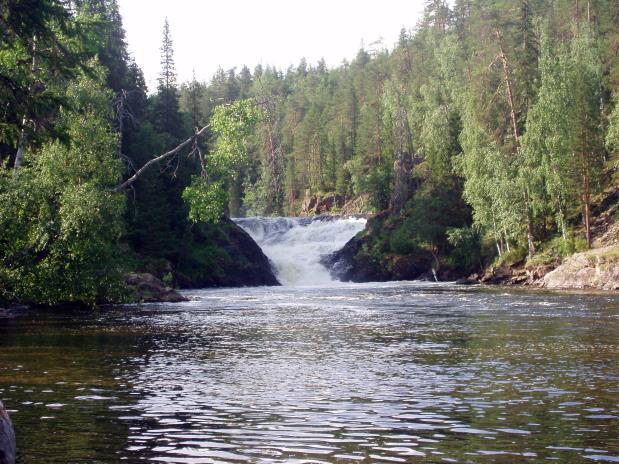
0;400;16;464
125;273;188;303
539;245;619;291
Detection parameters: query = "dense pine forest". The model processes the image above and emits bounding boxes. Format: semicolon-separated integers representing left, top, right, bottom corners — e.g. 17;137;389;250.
1;0;618;306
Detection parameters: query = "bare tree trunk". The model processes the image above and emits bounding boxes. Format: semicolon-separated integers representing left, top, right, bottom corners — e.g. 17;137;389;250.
13;119;28;169
14;36;37;169
496;30;520;145
263;100;281;213
496;30;536;256
492;213;503;257
582;158;592;248
390;102;414;214
557;195;567;240
525;190;536;256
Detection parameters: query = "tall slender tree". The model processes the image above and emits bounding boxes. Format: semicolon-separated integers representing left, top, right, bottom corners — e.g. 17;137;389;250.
153;18;182;139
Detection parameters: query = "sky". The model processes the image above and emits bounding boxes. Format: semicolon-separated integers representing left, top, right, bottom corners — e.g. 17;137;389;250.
117;0;428;91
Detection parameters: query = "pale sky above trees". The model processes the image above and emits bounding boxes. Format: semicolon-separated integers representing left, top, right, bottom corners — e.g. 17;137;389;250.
117;0;427;89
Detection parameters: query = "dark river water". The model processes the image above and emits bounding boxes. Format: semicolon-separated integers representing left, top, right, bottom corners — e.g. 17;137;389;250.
0;282;617;463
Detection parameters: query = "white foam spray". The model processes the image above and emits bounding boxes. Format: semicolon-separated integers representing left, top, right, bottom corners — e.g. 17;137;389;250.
234;217;366;286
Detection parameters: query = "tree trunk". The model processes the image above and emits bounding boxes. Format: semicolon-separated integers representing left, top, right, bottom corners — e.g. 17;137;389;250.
13;121;27;169
496;30;520;145
13;36;37;169
496;30;536;256
492;213;503;257
114;124;210;192
582;159;592;248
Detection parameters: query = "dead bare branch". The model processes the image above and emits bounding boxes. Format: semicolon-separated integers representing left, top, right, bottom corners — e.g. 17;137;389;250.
113;124;209;192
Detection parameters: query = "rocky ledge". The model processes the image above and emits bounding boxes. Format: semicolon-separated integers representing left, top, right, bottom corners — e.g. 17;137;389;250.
539;245;619;291
125;273;188;303
322;213;434;282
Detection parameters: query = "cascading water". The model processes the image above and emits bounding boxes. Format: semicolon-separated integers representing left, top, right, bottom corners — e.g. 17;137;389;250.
234;216;366;286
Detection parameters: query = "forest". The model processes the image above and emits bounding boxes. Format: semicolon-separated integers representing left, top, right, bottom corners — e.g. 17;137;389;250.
1;0;618;306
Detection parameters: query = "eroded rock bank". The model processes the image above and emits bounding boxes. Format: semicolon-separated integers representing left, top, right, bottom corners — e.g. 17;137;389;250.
300;189;371;216
540;246;619;291
125;273;188;303
323;200;619;292
322;212;437;283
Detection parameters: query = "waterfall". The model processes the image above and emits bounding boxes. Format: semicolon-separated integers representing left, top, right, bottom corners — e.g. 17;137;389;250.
234;216;366;286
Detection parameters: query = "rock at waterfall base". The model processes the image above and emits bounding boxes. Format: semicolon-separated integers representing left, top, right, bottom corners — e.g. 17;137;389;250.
125;273;188;303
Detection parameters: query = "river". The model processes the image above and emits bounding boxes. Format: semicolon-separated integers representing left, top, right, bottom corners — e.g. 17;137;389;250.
0;283;617;463
0;217;618;463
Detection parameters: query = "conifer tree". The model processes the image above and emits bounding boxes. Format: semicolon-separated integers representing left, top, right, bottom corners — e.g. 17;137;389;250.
153;18;182;140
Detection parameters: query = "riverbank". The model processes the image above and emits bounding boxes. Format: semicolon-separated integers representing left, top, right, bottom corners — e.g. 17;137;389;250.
322;188;619;292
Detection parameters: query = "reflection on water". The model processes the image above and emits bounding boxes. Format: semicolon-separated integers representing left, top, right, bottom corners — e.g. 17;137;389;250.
0;282;618;463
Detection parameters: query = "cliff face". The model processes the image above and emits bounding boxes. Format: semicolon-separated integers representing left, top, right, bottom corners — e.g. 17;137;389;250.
134;217;279;290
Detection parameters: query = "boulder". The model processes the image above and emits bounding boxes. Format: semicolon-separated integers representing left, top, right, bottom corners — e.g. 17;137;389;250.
300;189;318;216
204;217;279;287
125;273;188;303
321;235;390;282
0;400;16;464
540;245;619;291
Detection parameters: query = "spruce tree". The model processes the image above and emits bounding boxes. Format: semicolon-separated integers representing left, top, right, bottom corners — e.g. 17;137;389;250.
153;18;182;140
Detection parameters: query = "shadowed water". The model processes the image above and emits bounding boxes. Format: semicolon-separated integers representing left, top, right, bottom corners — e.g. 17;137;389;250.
0;282;618;463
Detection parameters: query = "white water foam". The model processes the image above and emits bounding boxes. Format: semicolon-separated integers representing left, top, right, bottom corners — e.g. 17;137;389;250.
234;217;366;286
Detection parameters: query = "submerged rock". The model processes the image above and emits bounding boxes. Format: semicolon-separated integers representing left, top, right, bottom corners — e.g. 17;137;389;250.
125;273;188;303
0;400;16;464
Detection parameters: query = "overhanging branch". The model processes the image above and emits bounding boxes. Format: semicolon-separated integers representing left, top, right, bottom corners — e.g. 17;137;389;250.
113;124;209;192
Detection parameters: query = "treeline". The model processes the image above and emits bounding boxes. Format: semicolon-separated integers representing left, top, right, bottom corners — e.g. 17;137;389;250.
178;0;619;267
1;1;619;305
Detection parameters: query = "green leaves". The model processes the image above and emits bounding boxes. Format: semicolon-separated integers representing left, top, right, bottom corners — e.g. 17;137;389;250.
182;178;227;223
0;67;126;307
183;99;263;223
209;99;263;175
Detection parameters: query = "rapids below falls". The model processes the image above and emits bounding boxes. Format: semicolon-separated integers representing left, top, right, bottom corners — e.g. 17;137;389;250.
0;216;617;463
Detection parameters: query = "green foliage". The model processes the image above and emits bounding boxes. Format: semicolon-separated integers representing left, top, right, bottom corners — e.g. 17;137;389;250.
209;99;263;176
607;96;619;156
0;66;126;306
183;99;263;223
447;226;483;272
498;247;528;267
183;178;227;223
390;226;419;255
